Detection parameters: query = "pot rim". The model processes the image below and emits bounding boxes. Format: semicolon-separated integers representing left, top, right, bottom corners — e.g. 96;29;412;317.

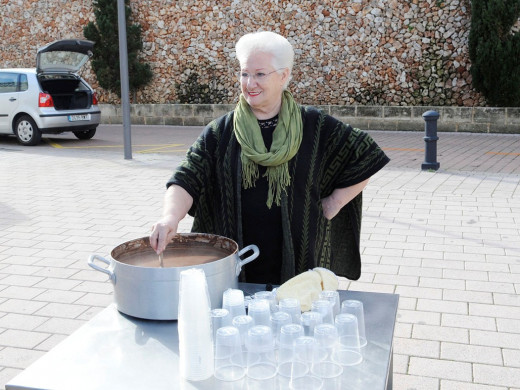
109;233;239;271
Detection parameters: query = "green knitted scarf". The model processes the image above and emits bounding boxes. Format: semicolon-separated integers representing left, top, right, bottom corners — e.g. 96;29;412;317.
233;90;303;208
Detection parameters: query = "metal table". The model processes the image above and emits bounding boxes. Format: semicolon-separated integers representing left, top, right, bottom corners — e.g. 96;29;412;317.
7;284;398;390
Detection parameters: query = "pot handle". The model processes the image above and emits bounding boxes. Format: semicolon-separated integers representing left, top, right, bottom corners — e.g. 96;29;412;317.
88;254;116;283
236;244;260;276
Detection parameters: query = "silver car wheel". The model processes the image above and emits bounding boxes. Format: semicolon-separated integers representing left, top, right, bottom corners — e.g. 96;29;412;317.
14;115;41;146
17;120;34;142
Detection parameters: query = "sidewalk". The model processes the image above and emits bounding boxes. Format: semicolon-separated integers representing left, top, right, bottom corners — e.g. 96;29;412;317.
0;128;519;389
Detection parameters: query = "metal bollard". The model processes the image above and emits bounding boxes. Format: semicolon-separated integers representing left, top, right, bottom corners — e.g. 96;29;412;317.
421;110;440;171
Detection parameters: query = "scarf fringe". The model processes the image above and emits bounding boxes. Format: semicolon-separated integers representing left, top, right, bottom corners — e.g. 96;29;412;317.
242;157;259;189
265;164;291;208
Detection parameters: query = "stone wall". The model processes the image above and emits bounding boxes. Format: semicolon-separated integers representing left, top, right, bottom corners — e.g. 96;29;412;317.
1;0;493;107
100;103;520;134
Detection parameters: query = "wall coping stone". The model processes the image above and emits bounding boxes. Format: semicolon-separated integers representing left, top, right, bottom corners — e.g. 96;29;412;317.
99;104;520;134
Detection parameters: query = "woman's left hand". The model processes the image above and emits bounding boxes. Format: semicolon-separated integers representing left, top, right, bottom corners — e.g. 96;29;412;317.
321;179;370;220
321;195;342;220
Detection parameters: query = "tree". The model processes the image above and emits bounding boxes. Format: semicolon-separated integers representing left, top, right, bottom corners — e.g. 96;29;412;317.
83;0;152;99
469;0;520;106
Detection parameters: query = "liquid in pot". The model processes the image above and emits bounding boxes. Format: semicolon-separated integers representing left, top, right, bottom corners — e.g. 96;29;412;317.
117;246;233;268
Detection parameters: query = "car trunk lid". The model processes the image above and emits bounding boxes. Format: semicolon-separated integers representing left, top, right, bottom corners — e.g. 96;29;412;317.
36;39;94;74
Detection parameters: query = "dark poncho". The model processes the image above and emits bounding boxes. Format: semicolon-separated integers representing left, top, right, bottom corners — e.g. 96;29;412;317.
167;106;389;284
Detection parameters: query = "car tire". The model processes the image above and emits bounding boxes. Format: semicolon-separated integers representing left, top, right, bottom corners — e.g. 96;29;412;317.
73;128;97;140
15;115;42;146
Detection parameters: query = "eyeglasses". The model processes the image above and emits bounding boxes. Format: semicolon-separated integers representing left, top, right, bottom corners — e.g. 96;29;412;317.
238;68;285;82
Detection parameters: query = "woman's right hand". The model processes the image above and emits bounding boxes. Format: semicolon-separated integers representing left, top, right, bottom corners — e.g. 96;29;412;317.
150;184;194;255
149;215;180;255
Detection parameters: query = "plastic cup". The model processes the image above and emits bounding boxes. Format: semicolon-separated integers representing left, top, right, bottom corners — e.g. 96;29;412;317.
177;268;214;381
313;323;339;361
288;336;323;390
311;300;334;324
301;311;323;337
214;326;246;381
248;299;271;327
270;311;292;346
232;315;255;346
319;290;341;319
223;288;246;319
245;325;277;380
279;298;302;324
340;299;367;347
290;375;324;390
254;290;278;313
311;361;342;390
311;324;342;390
210;308;232;341
332;313;362;366
278;323;304;377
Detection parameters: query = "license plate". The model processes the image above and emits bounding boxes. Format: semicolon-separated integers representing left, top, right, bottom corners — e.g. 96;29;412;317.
68;114;91;122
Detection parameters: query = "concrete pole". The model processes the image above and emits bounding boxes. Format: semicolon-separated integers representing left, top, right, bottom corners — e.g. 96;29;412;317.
117;0;132;159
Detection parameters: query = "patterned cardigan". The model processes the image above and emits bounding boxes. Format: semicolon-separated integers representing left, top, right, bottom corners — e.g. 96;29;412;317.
168;105;390;283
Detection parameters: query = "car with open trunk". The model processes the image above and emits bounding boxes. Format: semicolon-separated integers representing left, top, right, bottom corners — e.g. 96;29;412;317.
0;39;101;145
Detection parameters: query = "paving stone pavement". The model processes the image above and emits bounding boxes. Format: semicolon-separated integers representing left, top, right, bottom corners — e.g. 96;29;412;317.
0;128;519;389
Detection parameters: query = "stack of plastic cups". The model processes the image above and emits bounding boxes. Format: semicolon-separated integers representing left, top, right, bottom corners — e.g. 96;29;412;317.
311;300;334;324
289;336;323;390
270;311;292;348
245;325;277;381
277;323;304;378
319;290;341;319
313;324;343;390
279;298;302;324
340;299;367;348
247;299;271;327
254;290;278;313
222;288;246;319
210;308;232;343
177;268;214;381
214;326;246;382
301;311;323;337
332;313;363;366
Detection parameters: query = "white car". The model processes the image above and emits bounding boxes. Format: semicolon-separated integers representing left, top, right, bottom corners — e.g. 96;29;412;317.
0;39;101;145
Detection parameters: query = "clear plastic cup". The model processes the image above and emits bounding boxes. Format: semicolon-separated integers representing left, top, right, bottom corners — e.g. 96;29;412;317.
214;326;246;381
313;323;339;361
312;324;342;390
289;336;323;390
210;308;232;341
278;323;304;377
223;288;246;319
245;325;277;380
301;311;323;337
232;315;255;346
311;361;342;390
332;313;362;366
340;299;367;347
279;298;302;324
254;290;278;313
311;300;334;324
248;299;271;327
290;375;324;390
319;290;341;319
270;311;292;346
177;268;214;381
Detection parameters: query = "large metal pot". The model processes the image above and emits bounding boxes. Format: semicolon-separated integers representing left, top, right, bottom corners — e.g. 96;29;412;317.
88;233;259;320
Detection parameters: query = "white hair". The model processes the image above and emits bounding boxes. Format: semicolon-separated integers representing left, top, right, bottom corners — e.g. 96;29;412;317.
235;31;294;89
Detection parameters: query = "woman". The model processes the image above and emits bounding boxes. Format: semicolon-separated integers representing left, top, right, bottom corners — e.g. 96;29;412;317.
150;31;389;285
